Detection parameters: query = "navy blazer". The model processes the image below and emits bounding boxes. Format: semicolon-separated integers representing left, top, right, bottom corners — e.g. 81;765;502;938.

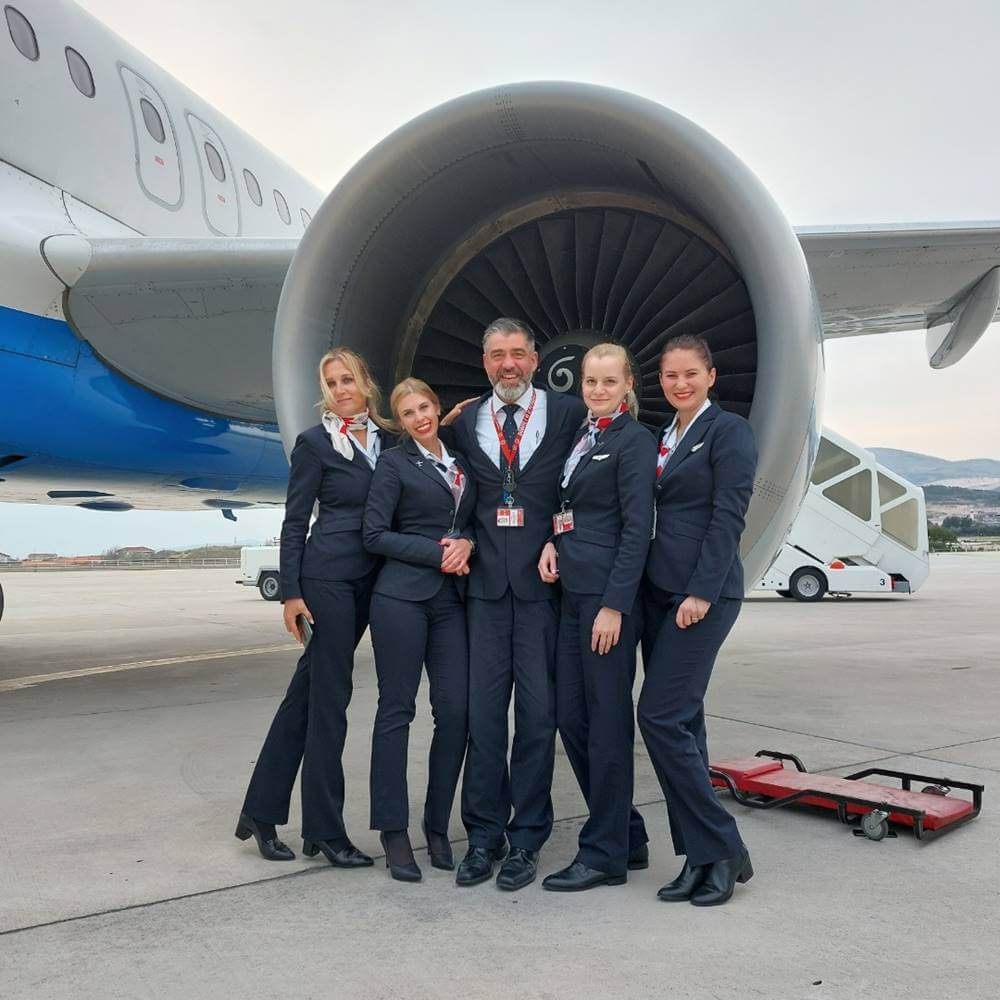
646;404;758;604
362;439;477;602
443;387;588;602
555;415;657;613
279;423;395;600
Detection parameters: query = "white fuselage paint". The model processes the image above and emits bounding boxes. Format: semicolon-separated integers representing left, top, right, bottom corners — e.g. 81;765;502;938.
0;0;322;324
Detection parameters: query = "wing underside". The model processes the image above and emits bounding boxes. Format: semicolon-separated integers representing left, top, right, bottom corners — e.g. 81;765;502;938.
47;225;1000;426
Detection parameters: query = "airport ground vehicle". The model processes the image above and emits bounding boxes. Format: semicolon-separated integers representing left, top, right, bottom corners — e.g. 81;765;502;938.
237;545;281;601
755;429;929;601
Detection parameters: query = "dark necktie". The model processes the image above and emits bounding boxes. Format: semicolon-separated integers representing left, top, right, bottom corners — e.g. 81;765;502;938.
502;404;520;475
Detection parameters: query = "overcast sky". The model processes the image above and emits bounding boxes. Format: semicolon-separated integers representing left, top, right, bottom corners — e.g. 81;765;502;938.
2;0;999;557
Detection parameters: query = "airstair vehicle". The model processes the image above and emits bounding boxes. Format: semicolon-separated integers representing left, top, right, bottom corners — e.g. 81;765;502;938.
755;429;929;601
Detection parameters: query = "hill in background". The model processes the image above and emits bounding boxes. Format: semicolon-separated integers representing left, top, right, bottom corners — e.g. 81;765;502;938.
869;448;1000;491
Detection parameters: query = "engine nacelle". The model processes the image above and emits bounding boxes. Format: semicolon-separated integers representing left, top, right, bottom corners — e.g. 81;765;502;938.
273;82;823;584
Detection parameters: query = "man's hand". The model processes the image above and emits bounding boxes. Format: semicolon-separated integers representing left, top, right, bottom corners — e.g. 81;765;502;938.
538;541;559;583
283;597;313;644
440;397;479;427
676;595;711;630
440;537;473;574
591;607;622;655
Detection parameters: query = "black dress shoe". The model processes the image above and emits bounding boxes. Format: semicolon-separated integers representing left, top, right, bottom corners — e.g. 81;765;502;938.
379;830;422;883
496;847;538;891
689;850;753;907
542;861;627;892
302;838;374;868
657;860;707;902
422;819;454;871
628;843;650;871
455;844;508;887
234;813;295;861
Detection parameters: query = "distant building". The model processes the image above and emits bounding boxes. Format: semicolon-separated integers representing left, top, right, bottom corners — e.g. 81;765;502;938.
116;546;155;559
25;553;57;561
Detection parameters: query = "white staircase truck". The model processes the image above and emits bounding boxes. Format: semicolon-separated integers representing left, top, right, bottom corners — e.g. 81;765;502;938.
755;428;929;601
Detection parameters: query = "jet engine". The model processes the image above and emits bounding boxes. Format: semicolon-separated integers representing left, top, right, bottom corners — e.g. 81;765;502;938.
272;82;823;584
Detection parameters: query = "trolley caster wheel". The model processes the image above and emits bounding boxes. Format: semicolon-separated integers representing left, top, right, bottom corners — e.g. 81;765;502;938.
853;809;894;841
921;784;950;796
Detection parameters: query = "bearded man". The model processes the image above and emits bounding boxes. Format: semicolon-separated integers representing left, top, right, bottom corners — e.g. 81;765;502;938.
440;317;587;890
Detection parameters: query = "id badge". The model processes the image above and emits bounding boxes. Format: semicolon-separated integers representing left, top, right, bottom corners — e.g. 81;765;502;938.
496;506;525;528
552;508;575;535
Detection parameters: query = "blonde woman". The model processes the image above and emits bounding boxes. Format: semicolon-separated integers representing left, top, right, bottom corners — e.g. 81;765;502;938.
363;379;477;882
236;348;395;868
537;343;656;892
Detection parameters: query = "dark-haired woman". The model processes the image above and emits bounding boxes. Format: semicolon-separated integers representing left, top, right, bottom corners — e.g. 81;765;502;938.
236;348;394;868
638;333;758;906
537;343;656;892
363;378;476;882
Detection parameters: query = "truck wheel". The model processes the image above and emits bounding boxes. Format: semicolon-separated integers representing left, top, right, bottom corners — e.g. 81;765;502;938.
789;567;827;602
258;573;281;602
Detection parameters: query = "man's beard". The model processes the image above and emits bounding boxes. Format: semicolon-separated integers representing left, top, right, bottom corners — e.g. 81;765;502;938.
491;374;532;403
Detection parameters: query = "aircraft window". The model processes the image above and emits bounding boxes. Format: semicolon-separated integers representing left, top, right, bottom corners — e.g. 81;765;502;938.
877;472;907;506
243;168;262;206
204;141;226;182
881;497;919;550
5;6;38;60
274;188;291;225
301;208;312;227
65;47;95;97
139;97;166;143
822;469;873;522
810;436;860;485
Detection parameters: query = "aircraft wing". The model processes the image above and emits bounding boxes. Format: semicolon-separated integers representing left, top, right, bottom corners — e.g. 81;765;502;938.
44;224;1000;428
798;223;1000;367
44;235;298;424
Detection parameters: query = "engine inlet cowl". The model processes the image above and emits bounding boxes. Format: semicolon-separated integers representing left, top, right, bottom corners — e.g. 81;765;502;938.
273;82;823;585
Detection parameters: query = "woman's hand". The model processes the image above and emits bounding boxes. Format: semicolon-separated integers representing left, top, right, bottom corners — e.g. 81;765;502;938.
283;597;313;644
591;607;622;655
676;595;711;630
440;397;479;427
538;541;559;583
440;537;473;574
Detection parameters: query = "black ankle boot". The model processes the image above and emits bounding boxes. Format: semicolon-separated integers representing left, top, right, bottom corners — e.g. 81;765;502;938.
689;850;753;906
657;860;706;901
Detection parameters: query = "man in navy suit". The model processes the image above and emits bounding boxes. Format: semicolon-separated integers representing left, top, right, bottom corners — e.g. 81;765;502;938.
442;318;586;890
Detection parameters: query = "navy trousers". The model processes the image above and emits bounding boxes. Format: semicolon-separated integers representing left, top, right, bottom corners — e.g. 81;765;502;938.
461;591;559;852
368;578;469;834
556;591;648;876
242;572;375;848
638;586;744;868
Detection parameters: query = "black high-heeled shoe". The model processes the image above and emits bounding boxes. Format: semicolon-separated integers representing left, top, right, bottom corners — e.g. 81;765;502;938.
234;813;295;861
301;838;373;868
422;819;454;871
380;830;422;882
689;850;753;907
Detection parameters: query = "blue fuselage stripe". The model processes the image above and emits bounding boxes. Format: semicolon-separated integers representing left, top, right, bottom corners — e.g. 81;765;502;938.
0;303;288;503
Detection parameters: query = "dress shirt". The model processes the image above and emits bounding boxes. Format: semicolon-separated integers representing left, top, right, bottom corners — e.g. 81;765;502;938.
660;397;712;454
474;386;548;469
416;439;464;499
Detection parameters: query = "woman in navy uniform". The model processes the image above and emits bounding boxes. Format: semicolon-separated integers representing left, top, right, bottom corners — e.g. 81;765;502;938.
537;343;656;892
638;333;758;906
363;378;477;882
236;348;394;868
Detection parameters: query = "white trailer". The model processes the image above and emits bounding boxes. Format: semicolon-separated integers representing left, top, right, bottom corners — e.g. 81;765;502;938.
755;429;929;601
236;545;282;601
